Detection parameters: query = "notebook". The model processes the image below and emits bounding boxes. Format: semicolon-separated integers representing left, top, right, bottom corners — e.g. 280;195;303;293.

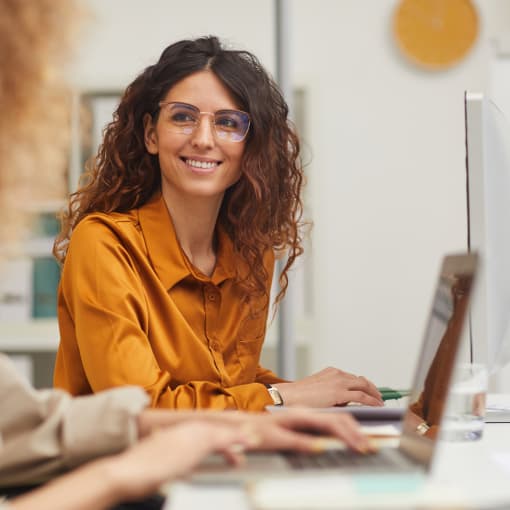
191;253;478;482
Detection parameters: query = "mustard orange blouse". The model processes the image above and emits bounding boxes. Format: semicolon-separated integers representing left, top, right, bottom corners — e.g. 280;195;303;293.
53;193;285;410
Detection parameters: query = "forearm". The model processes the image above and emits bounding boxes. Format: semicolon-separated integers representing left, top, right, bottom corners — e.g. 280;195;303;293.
8;459;124;510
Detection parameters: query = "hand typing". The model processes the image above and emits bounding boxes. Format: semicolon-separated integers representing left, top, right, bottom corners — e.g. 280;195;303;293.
275;367;384;407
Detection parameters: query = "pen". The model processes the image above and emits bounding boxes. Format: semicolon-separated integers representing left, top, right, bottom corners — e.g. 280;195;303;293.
377;387;411;401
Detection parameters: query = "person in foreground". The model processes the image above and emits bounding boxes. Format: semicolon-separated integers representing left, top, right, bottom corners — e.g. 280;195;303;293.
0;2;372;508
53;35;383;411
1;353;370;509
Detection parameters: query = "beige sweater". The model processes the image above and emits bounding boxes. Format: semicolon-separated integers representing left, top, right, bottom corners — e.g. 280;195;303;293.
0;354;148;487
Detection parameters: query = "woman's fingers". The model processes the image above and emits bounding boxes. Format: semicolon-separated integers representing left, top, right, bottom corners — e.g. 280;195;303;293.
346;390;384;407
339;372;383;402
253;411;372;453
220;444;247;466
334;373;383;405
353;375;383;402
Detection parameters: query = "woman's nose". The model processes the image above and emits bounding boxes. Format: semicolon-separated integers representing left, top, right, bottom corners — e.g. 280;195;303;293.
190;114;215;149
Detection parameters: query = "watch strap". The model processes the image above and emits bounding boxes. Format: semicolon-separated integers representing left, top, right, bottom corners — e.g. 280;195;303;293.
264;384;284;406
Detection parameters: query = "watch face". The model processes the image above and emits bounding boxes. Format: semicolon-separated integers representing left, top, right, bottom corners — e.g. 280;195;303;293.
393;0;479;70
268;386;283;405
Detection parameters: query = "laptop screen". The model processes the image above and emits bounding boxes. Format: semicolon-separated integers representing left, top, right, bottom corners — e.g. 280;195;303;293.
399;253;478;467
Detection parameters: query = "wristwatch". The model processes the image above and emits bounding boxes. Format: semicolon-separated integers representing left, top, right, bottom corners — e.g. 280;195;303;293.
265;384;284;406
416;421;430;436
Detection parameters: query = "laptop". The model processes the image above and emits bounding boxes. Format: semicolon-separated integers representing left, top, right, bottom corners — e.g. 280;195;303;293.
191;253;478;481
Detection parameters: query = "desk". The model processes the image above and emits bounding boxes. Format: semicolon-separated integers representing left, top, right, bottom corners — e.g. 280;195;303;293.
164;401;510;510
432;422;510;508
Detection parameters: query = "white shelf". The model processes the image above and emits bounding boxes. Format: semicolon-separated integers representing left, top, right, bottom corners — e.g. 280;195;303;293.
0;319;59;351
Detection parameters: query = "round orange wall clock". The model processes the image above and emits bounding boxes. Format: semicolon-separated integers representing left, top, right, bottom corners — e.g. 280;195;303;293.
393;0;479;70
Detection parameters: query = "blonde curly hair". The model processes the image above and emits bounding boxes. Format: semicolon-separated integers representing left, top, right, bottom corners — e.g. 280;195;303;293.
0;0;80;248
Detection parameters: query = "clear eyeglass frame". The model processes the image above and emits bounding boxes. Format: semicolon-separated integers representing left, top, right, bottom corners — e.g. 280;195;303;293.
158;101;251;142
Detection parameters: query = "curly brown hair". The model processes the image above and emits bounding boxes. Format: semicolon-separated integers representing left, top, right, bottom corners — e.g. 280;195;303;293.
54;36;305;305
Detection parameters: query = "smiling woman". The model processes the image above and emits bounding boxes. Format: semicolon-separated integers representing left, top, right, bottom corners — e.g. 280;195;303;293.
52;36;383;411
0;10;374;509
144;70;246;223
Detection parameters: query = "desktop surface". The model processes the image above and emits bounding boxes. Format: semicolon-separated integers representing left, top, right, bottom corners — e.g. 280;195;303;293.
163;394;510;510
486;393;510;422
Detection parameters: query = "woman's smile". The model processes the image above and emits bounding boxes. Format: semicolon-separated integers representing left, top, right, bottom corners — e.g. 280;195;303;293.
180;156;222;174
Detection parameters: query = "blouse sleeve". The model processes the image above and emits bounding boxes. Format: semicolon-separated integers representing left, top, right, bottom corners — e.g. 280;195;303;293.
0;354;148;487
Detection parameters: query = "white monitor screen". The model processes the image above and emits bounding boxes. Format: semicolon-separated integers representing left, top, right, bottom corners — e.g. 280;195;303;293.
465;91;510;379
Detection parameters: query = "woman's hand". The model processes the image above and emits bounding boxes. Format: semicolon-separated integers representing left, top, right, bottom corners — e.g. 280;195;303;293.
9;421;255;510
246;409;373;453
275;367;384;407
138;406;373;454
107;421;256;501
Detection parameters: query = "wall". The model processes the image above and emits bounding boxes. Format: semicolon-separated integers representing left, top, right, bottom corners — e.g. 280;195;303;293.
292;0;510;388
67;0;275;90
67;0;510;389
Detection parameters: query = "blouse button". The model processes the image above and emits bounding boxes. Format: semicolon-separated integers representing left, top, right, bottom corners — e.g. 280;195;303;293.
207;293;217;301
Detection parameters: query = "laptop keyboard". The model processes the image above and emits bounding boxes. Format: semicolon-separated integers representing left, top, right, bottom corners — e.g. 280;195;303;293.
282;449;392;470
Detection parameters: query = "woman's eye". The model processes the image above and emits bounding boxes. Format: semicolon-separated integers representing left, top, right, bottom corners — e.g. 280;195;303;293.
216;115;239;130
171;112;196;123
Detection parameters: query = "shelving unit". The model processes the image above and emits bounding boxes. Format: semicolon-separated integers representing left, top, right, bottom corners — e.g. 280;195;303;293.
0;206;63;388
0;90;122;388
0;319;59;351
0;319;59;388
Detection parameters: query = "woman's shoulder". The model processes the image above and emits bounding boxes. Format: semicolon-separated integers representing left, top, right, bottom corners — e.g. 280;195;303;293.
69;210;142;251
75;210;138;234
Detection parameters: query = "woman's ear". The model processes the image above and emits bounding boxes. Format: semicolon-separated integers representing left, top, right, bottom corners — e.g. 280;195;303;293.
143;113;158;154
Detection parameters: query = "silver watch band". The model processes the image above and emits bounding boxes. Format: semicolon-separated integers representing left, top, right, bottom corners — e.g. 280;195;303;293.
265;384;283;406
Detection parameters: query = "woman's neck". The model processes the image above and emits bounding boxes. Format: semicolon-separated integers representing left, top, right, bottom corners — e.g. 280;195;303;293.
161;189;223;277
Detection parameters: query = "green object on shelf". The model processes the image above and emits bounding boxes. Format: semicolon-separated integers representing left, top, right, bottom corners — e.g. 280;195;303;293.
378;387;412;401
32;213;60;237
32;257;60;318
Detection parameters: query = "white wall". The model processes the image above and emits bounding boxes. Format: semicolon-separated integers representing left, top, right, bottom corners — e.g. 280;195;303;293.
70;0;510;389
68;0;275;89
292;0;509;388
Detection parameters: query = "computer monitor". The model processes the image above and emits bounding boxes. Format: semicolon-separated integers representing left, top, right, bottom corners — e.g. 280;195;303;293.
465;91;510;391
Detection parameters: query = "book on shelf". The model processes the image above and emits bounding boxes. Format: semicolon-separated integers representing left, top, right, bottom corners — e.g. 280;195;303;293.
32;256;60;318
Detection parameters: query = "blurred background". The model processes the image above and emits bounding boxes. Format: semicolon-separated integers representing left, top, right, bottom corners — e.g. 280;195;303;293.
1;0;510;392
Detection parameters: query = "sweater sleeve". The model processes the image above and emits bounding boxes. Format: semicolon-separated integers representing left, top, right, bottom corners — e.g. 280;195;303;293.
0;354;148;487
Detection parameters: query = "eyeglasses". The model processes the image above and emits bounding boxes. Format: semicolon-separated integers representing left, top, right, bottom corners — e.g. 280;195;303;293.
158;101;251;142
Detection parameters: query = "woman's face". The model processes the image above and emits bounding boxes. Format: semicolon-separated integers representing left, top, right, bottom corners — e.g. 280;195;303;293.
144;70;246;207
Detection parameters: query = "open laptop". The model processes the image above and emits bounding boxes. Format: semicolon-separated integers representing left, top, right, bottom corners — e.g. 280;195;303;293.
191;253;478;481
